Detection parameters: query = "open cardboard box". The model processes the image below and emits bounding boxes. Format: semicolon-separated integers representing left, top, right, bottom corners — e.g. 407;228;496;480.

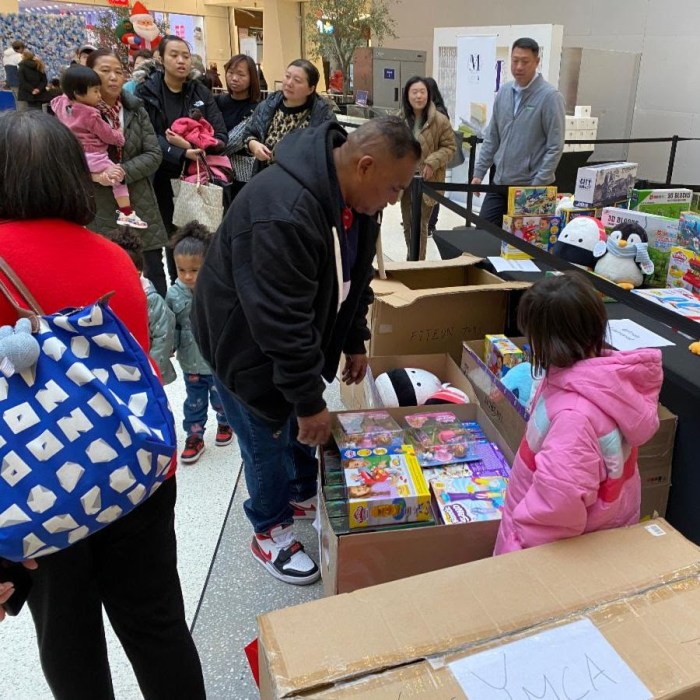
260;518;700;699
320;403;514;596
339;352;478;411
369;254;529;362
460;339;678;515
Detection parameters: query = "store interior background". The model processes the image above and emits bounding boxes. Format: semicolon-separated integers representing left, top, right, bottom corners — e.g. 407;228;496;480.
0;0;697;189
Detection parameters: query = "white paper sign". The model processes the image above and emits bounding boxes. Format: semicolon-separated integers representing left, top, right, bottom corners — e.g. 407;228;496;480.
606;319;675;351
448;619;651;700
488;257;540;273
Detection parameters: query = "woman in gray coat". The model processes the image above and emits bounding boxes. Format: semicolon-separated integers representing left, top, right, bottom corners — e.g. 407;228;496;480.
86;49;169;296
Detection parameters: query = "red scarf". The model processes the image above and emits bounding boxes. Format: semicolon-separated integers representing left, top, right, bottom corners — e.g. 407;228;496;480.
98;97;123;162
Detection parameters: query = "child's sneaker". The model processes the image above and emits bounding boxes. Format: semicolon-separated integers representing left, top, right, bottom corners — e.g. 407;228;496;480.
215;424;234;446
251;525;320;585
290;495;317;520
116;210;148;229
180;435;205;464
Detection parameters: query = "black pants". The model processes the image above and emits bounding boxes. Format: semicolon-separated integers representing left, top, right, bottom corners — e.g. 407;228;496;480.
143;248;167;297
428;203;439;231
153;171;178;285
27;477;205;700
478;191;508;227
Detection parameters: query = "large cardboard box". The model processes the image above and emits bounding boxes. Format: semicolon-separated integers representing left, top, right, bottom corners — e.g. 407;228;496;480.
369;255;528;362
460;340;677;492
339;352;478;410
320;403;514;596
259;519;700;699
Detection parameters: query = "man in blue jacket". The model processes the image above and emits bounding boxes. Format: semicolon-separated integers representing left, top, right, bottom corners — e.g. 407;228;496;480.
471;37;565;225
192;117;420;585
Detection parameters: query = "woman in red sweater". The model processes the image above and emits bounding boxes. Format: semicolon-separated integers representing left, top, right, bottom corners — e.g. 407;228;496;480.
0;111;205;700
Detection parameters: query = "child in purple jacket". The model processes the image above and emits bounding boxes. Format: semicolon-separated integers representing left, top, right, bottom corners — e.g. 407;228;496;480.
52;65;147;230
495;272;663;555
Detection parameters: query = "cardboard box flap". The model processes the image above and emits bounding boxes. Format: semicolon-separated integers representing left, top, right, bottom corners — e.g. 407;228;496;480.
260;520;700;698
382;253;483;271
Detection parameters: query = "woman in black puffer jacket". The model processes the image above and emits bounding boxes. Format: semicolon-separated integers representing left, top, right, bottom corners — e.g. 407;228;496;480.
17;50;47;110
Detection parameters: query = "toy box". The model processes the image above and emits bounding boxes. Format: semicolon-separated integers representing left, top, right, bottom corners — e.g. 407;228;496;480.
326;451;432;529
558;205;598;225
499;241;532;260
678;211;700;251
331;411;404;462
402;411;478;467
574;162;638;207
429;474;508;525
667;247;700;291
423;440;511;480
507;186;557;216
632;287;700;321
601;207;680;288
629;188;692;218
484;334;526;379
502;214;561;252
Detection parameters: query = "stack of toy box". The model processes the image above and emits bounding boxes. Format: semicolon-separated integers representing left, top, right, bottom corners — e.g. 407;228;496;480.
500;186;561;259
563;105;599;153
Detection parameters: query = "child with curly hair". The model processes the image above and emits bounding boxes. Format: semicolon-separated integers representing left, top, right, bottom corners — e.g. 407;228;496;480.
166;221;233;463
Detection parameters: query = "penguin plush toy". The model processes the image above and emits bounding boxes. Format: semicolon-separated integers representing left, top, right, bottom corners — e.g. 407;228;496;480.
551;216;607;269
593;222;654;289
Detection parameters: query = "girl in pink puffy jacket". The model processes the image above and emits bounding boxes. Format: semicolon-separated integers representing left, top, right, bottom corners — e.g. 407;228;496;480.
51;65;147;230
494;272;663;555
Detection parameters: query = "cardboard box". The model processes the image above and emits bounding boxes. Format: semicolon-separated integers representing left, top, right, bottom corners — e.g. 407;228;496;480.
319;404;515;595
574;162;638;207
641;482;670;519
461;339;677;485
259;519;700;699
369;255;528;362
601;206;680;288
339;353;478;411
630;187;692;218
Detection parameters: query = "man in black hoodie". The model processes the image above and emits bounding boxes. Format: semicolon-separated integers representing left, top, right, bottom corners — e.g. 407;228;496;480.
192;117;420;585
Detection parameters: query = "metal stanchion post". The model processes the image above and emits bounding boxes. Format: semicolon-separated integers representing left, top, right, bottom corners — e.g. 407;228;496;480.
666;135;679;185
409;175;423;261
466;135;478;227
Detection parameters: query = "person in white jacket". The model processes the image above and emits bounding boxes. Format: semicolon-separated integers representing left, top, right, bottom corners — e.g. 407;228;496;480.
2;41;25;106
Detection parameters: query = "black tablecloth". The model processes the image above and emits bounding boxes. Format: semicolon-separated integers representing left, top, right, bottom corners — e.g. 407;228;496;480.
435;227;700;544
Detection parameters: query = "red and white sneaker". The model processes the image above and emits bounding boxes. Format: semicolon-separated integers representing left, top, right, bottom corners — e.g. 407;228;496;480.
215;424;234;446
180;435;205;464
251;525;320;585
290;495;317;520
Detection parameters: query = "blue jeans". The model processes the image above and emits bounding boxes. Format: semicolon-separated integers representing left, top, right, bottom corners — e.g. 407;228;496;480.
214;378;317;533
183;373;228;436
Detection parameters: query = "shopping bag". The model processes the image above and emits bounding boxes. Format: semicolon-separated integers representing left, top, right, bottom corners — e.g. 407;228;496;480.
171;157;224;231
0;258;176;562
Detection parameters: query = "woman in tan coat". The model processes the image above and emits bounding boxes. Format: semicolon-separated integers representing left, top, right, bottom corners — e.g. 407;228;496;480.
400;76;455;260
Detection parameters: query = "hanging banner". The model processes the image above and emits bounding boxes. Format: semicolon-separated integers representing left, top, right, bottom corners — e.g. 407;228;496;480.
454;34;497;136
449;35;498;205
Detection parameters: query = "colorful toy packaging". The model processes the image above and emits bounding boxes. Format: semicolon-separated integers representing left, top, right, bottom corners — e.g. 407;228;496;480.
429;474;508;525
574;162;638;207
678;212;700;252
331;411;404;463
324;451;432;529
507;187;557;215
502;215;561;252
632;288;700;321
667;247;700;292
402;411;478;467
423;441;511;481
484;334;525;379
629;188;692;218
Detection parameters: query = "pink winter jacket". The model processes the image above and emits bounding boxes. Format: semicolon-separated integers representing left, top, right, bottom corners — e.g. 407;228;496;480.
494;348;663;555
51;95;124;154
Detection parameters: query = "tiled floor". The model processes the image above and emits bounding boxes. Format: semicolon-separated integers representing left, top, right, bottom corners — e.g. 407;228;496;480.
0;201;466;699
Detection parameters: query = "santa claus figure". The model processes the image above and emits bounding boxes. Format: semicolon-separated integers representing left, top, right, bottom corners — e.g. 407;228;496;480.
120;2;162;57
